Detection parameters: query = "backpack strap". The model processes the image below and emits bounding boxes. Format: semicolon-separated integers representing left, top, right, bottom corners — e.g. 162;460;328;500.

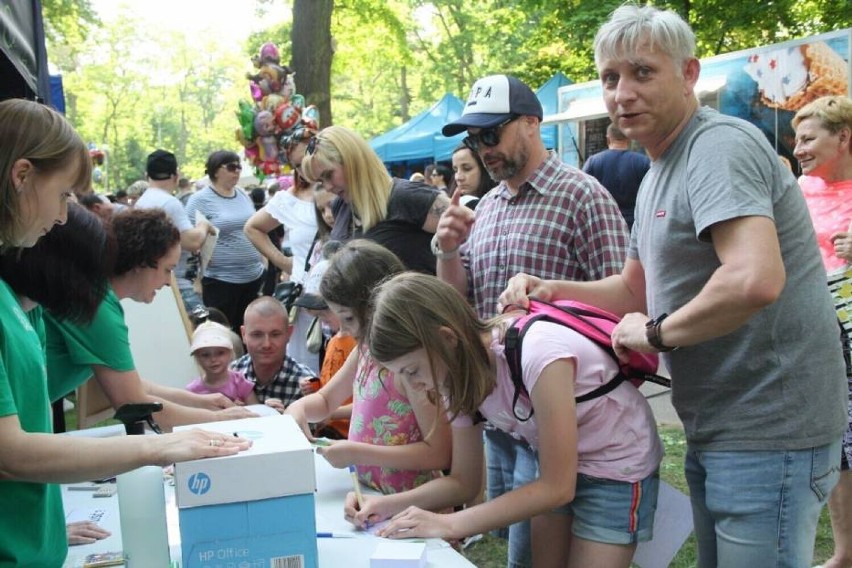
504;315;544;422
504;300;662;417
575;373;627;402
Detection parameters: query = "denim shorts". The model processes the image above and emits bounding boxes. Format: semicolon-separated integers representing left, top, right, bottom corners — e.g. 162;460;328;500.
485;428;538;568
685;439;840;567
552;470;659;545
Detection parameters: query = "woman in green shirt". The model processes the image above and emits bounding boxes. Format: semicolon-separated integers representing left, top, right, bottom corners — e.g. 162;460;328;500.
41;208;256;430
0;99;250;567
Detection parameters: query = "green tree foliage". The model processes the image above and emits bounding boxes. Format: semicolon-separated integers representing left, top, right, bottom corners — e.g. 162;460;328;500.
40;0;96;70
46;0;851;183
61;6;247;189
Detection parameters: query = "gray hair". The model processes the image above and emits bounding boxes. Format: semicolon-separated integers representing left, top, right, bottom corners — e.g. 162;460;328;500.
126;179;149;198
594;4;696;72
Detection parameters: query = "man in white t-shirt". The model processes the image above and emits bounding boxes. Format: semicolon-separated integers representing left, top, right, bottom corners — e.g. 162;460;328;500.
135;149;213;312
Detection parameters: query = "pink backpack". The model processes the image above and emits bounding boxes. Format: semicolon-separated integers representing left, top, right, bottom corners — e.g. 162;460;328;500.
504;298;671;421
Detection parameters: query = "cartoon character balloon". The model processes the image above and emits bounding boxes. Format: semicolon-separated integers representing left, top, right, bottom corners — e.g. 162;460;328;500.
235;41;321;179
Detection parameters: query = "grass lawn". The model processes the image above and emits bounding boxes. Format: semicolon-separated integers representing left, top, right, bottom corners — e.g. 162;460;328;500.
462;425;837;567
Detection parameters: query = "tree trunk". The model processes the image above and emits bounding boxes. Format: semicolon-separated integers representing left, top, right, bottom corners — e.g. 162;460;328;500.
291;0;334;128
399;66;410;122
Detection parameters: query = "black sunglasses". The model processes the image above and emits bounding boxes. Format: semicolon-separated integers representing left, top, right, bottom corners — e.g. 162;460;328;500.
463;115;519;152
305;136;320;156
224;163;242;172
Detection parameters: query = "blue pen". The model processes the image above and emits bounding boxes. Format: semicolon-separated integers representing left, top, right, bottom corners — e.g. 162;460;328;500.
316;532;358;538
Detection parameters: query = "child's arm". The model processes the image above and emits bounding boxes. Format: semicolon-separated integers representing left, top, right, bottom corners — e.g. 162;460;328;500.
244;390;260;405
145;380;236;410
345;423;484;528
377;359;578;540
317;372;451;471
94;366;257;432
328;403;352;420
284;348;357;437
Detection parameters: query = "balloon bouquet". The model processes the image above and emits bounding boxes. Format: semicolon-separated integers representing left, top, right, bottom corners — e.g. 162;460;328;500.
235;42;320;180
88;143;106;187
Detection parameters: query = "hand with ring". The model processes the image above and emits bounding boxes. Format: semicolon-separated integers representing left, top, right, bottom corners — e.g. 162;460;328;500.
148;429;252;465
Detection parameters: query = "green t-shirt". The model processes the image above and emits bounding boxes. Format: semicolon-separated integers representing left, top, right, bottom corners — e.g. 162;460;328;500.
45;286;136;402
0;280;66;566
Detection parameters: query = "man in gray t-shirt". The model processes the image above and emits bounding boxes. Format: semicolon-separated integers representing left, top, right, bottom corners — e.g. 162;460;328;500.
135;149;212;312
502;6;846;566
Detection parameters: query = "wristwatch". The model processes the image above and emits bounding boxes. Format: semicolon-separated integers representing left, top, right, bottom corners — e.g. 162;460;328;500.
645;313;677;352
430;234;459;260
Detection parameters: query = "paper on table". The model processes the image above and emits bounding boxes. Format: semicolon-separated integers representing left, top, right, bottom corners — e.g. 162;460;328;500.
370;541;426;568
66;507;110;524
244;403;280;417
195;211;218;277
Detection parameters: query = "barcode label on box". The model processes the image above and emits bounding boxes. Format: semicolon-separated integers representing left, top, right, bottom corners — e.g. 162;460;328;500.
271;555;304;568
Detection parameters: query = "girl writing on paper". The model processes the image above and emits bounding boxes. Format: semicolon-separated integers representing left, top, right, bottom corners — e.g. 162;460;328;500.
285;240;451;495
345;273;663;568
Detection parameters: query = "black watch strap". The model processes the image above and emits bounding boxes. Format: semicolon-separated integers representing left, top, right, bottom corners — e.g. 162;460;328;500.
645;313;677;352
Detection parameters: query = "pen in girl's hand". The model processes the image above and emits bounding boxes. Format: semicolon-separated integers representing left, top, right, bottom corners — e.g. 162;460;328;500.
348;465;365;509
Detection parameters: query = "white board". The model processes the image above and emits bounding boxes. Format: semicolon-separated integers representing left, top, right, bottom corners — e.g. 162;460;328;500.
120;278;198;390
633;481;694;568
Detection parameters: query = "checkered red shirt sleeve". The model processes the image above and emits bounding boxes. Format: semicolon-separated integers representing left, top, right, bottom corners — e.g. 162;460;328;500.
461;152;629;319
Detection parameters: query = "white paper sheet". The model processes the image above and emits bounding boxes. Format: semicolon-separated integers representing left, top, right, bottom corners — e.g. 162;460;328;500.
195;211;218;277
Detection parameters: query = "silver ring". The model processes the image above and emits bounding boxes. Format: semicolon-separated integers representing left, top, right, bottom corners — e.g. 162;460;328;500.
209;439;222;447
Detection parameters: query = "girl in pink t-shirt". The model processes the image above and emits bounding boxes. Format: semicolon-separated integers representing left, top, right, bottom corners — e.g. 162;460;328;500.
347;273;663;568
186;322;259;405
284;241;451;494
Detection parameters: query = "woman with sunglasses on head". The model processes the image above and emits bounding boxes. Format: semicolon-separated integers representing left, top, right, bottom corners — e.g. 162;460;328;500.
451;142;497;210
245;127;333;372
300;125;450;275
186;150;265;332
0;100;251;567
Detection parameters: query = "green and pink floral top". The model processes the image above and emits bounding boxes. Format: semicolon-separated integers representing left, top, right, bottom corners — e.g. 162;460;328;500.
348;346;441;494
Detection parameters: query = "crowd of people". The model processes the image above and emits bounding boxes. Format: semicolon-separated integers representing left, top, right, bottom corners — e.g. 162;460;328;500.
1;4;851;568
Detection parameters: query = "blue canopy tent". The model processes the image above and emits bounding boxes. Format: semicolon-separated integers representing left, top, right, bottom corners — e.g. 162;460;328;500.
49;74;66;114
370;94;466;164
536;72;572;149
371;74;572;169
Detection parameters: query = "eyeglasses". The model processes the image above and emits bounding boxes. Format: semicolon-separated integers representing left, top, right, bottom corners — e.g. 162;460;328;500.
463;115;519;152
305;136;320;156
224;163;242;172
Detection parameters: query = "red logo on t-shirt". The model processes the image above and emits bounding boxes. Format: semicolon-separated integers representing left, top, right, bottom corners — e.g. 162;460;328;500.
655;210;667;218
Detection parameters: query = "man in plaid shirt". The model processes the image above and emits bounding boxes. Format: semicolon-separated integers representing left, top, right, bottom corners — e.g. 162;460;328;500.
435;74;629;568
229;296;316;412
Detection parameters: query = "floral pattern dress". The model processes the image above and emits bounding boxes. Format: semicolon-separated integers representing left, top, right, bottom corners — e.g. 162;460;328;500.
348;346;441;494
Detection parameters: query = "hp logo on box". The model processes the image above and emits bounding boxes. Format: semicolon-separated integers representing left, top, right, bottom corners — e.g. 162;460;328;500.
187;472;211;495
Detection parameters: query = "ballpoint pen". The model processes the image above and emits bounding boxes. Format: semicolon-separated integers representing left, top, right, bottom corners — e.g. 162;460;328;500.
348;465;365;509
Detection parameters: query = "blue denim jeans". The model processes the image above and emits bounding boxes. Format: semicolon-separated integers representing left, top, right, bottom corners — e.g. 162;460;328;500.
485;428;538;568
178;283;204;313
685;439;841;568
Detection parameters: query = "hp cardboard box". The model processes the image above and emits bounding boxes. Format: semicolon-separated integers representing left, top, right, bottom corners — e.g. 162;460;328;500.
174;414;317;568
